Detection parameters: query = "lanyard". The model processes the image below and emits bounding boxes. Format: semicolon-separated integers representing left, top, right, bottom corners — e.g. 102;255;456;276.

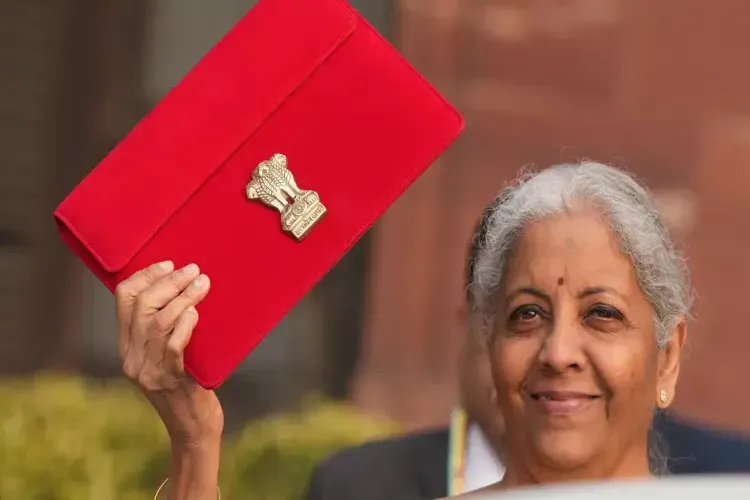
447;407;469;496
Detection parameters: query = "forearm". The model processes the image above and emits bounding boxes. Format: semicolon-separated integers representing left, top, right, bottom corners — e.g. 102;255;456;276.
167;435;222;500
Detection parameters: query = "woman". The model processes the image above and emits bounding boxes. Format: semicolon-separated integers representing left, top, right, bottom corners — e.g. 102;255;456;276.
456;161;690;496
115;161;691;498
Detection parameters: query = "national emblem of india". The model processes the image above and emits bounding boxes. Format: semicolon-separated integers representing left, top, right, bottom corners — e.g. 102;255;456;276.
245;153;327;240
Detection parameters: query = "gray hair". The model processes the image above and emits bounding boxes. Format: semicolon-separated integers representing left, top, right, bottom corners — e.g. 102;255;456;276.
469;161;693;349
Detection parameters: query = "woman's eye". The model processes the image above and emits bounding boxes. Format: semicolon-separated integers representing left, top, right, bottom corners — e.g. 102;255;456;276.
510;305;543;322
519;309;538;320
585;304;623;321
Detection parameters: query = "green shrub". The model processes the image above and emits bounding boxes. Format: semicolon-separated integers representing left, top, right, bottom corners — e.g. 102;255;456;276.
0;373;169;500
222;397;397;500
0;374;396;499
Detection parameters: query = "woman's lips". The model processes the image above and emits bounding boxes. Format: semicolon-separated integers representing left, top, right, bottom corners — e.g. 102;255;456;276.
526;390;601;414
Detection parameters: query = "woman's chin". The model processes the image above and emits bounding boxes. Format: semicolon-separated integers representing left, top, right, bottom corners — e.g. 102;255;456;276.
528;429;602;475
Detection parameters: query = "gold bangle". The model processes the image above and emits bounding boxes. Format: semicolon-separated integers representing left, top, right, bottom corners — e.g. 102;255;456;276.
154;478;221;499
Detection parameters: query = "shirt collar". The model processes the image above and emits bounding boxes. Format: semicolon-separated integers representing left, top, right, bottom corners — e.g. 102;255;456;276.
464;421;505;491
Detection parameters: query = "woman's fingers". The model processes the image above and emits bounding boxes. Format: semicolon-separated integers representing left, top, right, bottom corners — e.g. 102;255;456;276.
115;260;175;360
163;306;200;378
128;264;200;360
138;307;199;392
153;274;210;339
134;264;201;318
145;274;210;366
121;263;203;381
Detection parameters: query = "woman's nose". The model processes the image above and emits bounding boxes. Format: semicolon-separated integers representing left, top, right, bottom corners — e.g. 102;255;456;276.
537;317;586;374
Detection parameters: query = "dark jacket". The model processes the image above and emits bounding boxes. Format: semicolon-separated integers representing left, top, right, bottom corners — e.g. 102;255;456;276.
304;413;750;500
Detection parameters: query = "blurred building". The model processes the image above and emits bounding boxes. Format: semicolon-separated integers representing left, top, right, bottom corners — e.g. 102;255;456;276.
355;0;750;432
2;0;750;434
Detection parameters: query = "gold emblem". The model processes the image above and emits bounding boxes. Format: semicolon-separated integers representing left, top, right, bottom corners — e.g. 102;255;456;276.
245;153;327;240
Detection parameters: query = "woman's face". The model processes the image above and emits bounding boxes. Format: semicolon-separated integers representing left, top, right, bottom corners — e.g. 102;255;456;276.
488;207;685;481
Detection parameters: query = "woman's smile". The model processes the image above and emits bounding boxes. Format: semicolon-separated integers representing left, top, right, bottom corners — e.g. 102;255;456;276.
525;390;602;416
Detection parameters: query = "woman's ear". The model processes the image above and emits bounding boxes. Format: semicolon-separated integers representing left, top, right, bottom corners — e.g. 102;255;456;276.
656;318;687;409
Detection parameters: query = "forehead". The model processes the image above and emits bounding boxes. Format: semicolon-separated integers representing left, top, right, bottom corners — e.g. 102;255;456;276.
503;208;638;293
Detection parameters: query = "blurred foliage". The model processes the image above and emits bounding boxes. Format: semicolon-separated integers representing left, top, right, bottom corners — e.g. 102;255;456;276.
0;374;397;500
223;397;397;499
0;374;170;500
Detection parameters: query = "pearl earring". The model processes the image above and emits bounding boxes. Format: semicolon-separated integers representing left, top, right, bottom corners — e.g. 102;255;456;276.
659;389;668;404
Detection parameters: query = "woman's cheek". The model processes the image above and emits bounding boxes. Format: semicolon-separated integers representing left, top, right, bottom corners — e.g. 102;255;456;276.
589;343;653;404
492;338;528;396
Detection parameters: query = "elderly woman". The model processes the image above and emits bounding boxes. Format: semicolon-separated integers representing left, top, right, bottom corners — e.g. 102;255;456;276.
115;161;690;498
452;160;690;496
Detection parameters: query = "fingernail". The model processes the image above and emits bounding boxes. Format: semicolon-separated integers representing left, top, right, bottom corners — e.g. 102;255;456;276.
183;263;199;276
192;274;208;289
187;306;197;315
157;260;174;272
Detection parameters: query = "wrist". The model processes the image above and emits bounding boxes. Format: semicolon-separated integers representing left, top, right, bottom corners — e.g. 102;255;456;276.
172;423;223;452
171;432;222;473
163;386;225;444
168;434;222;500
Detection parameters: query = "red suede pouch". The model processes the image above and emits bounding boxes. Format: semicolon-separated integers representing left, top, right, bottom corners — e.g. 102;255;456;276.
54;0;464;388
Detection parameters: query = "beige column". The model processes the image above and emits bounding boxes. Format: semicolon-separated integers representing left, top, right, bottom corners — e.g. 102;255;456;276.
674;117;750;431
354;0;464;430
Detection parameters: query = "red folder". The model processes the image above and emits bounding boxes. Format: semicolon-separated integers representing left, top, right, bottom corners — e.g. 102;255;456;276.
53;0;464;388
